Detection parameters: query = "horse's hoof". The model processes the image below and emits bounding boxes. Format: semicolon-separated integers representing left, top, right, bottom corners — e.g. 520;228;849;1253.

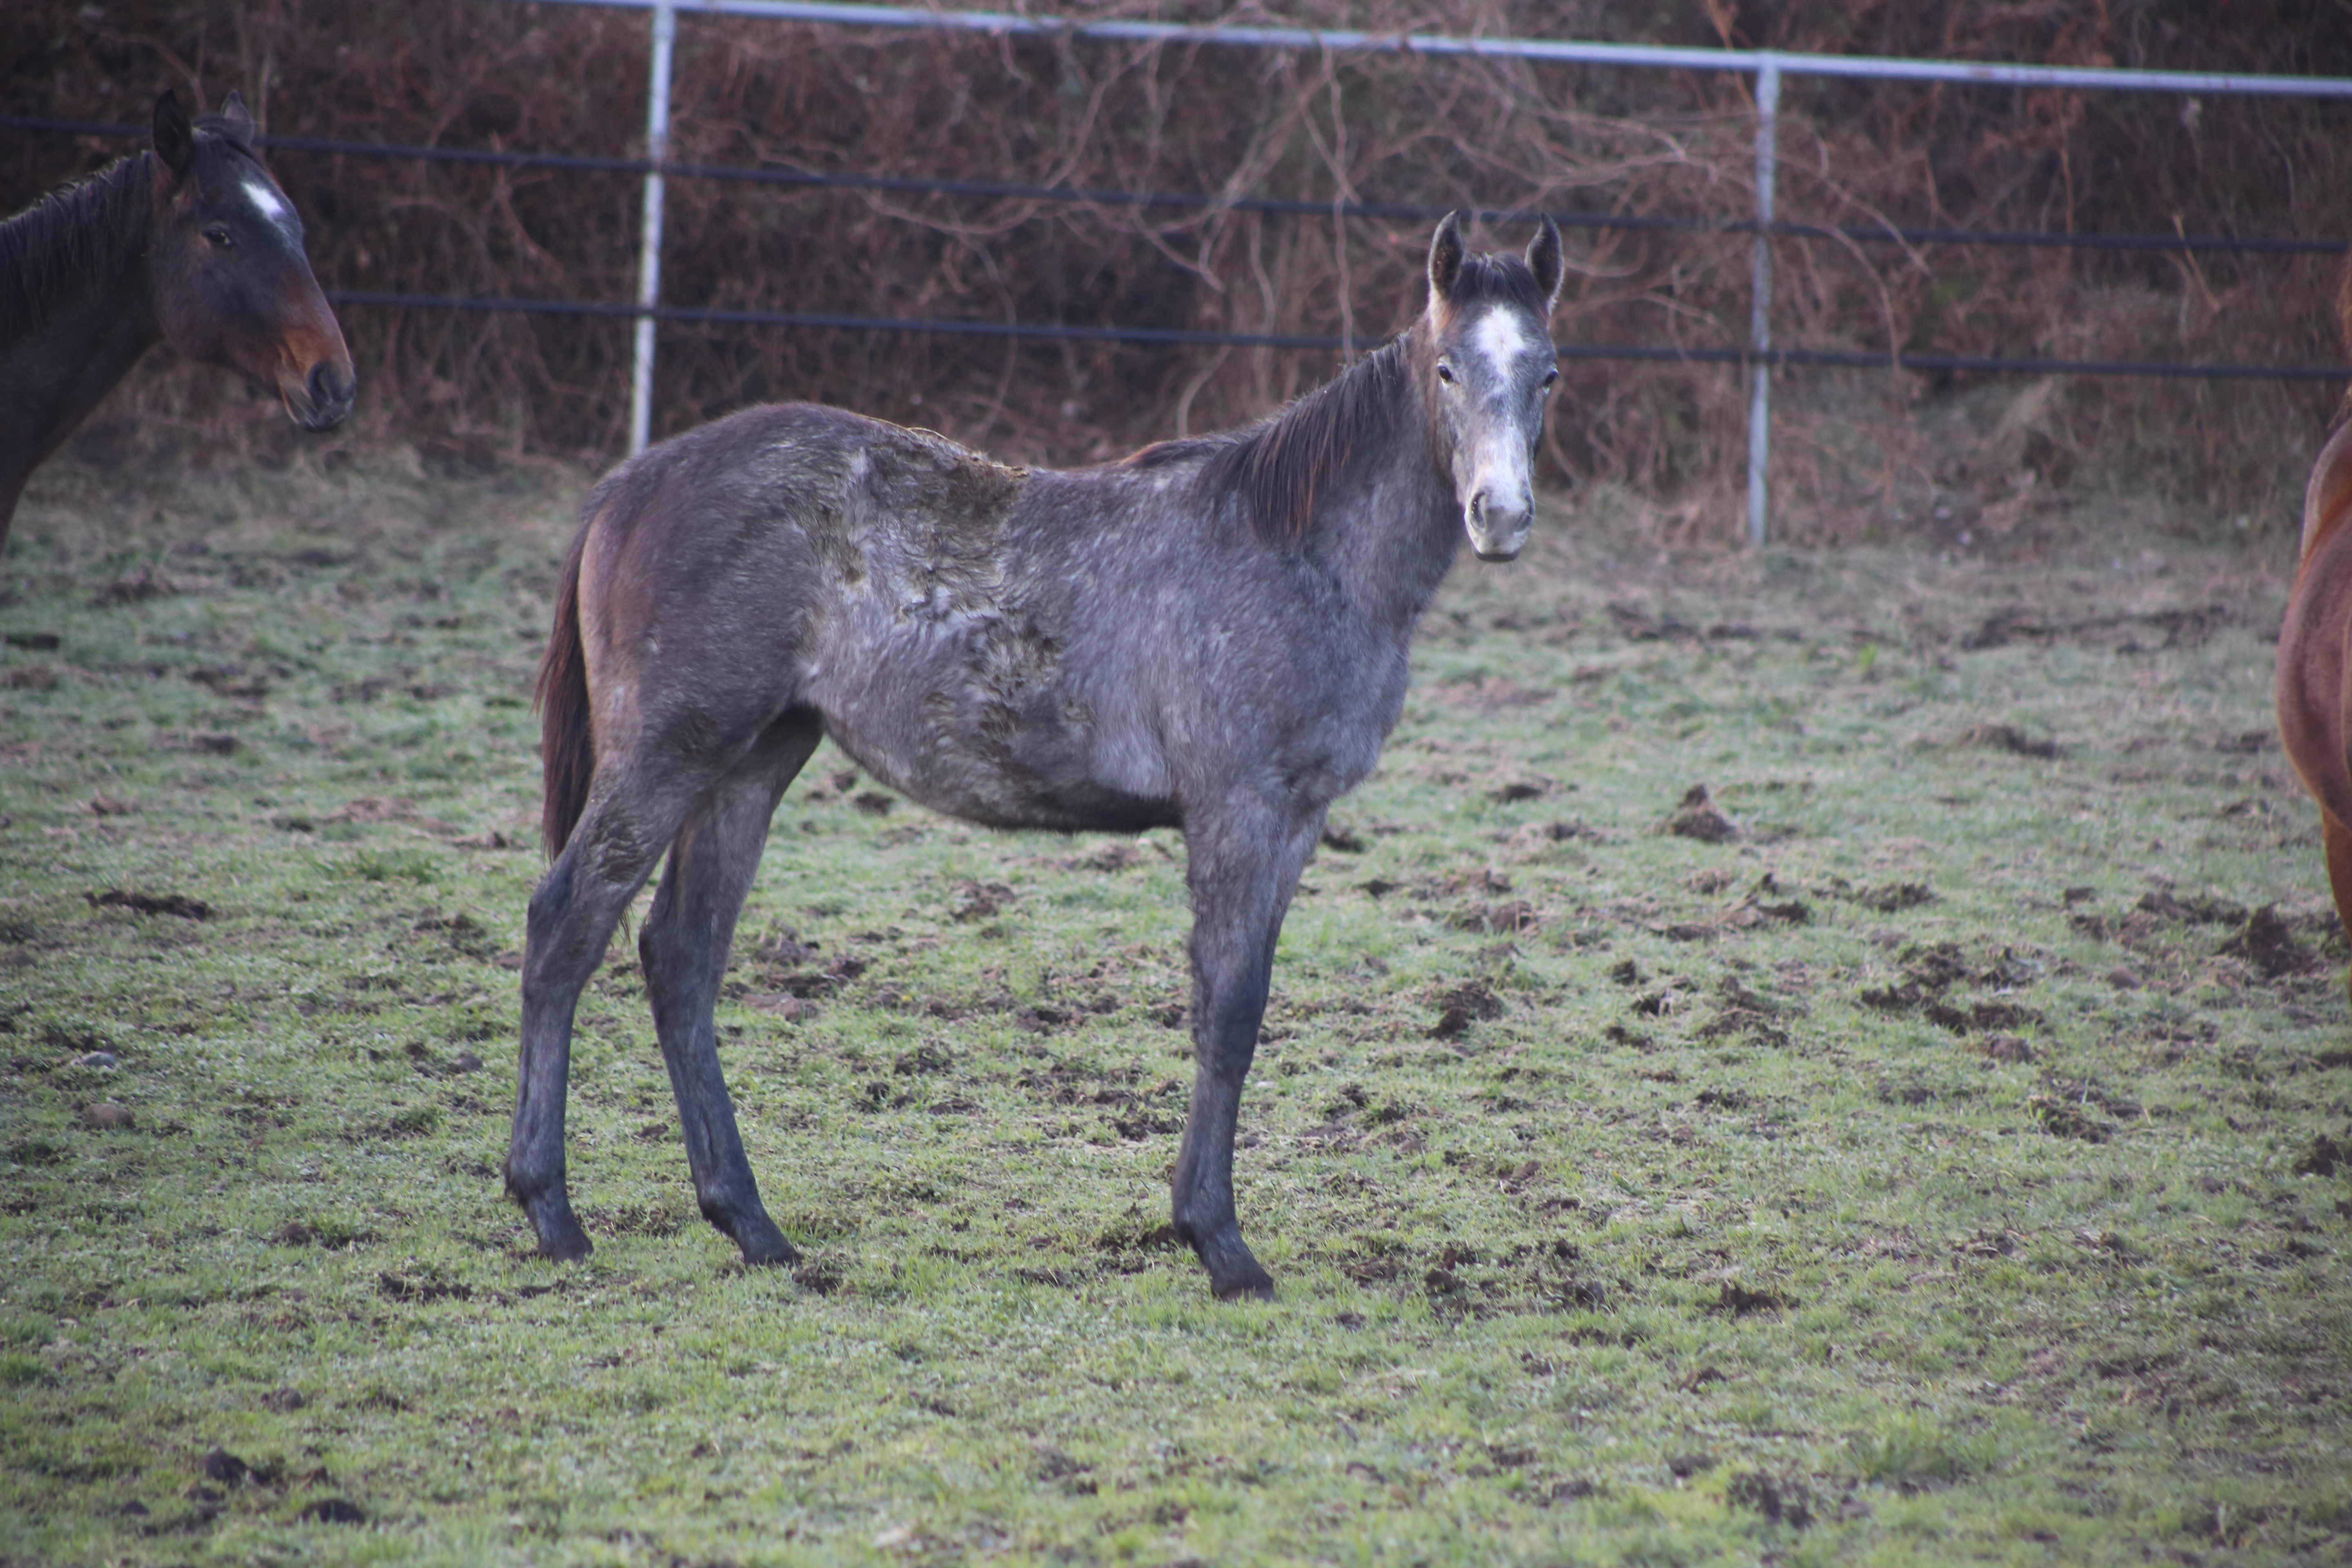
735;1218;800;1267
1183;1220;1274;1301
521;1192;592;1261
537;1229;592;1263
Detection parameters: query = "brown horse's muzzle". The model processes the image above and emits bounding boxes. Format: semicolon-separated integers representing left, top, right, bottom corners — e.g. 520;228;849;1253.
274;319;355;432
281;356;356;431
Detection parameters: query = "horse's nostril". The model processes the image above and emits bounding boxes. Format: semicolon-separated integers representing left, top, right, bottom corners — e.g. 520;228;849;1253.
300;362;354;428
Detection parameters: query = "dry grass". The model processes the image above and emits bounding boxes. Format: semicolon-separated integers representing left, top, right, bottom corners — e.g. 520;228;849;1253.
2;0;2347;550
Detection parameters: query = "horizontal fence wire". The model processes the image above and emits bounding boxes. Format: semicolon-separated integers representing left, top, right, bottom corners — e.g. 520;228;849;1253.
11;115;2347;381
5;114;2346;255
320;290;2352;380
528;0;2352;101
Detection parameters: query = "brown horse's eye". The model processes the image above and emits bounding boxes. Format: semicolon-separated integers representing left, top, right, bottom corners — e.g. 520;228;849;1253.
204;225;234;248
1542;368;1559;390
1435;362;1456;385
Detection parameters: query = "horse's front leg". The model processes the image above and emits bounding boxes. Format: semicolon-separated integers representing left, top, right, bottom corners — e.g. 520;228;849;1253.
1171;801;1324;1301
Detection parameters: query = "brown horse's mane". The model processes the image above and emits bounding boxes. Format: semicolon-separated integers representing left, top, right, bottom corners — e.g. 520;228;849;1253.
1123;248;1549;543
0;151;154;340
0;119;268;341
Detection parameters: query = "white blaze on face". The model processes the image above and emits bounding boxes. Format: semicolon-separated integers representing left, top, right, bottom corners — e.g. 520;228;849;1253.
1470;307;1540;383
240;176;295;236
1458;306;1544;556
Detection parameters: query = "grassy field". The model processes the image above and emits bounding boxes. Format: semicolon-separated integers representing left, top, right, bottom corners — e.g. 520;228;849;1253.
1;452;2348;1567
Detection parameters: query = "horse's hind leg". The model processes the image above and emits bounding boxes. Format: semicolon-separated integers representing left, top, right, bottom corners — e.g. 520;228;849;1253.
639;712;822;1265
508;778;703;1260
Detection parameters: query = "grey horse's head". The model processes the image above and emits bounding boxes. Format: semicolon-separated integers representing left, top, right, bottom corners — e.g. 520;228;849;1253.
1420;213;1565;562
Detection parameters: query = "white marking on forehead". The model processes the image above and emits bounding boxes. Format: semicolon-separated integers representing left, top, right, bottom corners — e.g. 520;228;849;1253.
1470;307;1539;377
240;176;292;227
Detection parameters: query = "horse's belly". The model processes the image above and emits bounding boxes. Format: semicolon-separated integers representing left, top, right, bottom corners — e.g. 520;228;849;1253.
805;624;1178;833
824;709;1180;833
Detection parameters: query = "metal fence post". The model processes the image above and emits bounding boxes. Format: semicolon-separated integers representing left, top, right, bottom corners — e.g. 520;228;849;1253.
628;0;677;457
1746;55;1780;549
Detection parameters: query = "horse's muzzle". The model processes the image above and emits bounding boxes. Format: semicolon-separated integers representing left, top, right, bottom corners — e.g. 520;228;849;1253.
1465;489;1532;562
283;359;356;432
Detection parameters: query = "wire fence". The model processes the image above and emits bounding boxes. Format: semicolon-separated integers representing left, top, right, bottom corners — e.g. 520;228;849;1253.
9;113;2348;257
11;110;2349;378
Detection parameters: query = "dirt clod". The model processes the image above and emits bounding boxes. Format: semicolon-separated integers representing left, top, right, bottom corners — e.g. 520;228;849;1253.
2218;905;2308;979
298;1497;366;1524
2294;1133;2346;1178
1849;880;1934;913
1661;784;1738;843
80;1101;133;1130
1727;1470;1815;1529
1978;1033;2035;1064
793;1257;846;1296
198;1446;250;1486
94;566;176;607
1429;980;1504;1039
1958;722;2059;759
86;889;210;920
950;881;1015;921
1709;1281;1791;1316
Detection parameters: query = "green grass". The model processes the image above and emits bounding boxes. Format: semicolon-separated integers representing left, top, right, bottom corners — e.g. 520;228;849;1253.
2;455;2348;1565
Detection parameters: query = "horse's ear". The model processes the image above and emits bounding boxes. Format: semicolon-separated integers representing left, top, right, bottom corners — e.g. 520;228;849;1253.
153;90;194;180
1427;212;1466;306
217;91;257;148
1526;216;1565;312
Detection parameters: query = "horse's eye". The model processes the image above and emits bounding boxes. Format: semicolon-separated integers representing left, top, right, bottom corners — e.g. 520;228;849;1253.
1435;362;1456;385
1541;368;1559;390
204;225;234;248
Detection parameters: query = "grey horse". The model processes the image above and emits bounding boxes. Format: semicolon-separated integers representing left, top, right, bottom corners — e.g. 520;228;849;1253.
511;212;1565;1299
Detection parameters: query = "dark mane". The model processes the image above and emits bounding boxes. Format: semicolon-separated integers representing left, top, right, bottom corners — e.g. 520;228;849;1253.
0;117;267;342
1134;338;1411;543
0;153;154;340
1441;251;1549;319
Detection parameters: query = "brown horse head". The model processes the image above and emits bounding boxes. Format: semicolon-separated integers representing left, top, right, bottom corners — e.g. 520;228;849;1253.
146;90;353;432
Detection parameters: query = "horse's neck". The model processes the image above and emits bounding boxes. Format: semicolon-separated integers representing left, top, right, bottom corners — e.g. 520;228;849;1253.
1312;385;1460;632
2303;416;2352;565
0;160;161;515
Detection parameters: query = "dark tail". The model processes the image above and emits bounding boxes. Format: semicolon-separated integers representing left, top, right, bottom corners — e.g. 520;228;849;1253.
535;532;593;859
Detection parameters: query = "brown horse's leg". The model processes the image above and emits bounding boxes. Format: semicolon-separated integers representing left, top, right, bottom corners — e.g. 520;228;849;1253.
638;712;822;1266
1169;800;1324;1301
2325;811;2352;1007
508;776;702;1260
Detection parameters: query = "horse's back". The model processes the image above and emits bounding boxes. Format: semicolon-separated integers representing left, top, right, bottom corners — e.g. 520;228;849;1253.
2279;416;2352;828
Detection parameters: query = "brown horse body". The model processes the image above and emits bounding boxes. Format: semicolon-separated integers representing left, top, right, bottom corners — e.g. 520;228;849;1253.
2276;410;2352;995
0;91;353;547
